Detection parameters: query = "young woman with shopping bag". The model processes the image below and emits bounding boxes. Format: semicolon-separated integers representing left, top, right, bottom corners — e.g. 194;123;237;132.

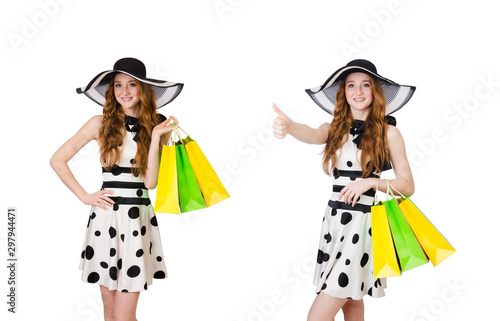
50;57;183;321
272;59;416;320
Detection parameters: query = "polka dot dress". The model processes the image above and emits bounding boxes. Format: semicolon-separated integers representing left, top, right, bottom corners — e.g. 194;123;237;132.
313;119;388;300
79;115;167;292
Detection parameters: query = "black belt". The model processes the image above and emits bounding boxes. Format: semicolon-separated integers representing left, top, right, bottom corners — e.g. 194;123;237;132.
328;200;371;213
109;196;151;206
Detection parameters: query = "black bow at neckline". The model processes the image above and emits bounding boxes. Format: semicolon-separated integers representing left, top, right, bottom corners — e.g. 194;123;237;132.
350;116;396;148
125;115;140;142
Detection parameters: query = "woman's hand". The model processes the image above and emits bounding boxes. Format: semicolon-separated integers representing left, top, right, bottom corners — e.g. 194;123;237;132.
272;103;330;144
152;116;179;142
272;103;292;139
81;189;115;210
338;178;376;207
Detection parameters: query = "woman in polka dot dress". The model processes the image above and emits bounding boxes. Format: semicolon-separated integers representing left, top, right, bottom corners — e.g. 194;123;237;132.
50;58;183;321
272;59;416;320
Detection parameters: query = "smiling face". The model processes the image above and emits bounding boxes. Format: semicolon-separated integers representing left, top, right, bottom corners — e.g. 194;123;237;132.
113;73;141;116
344;72;374;120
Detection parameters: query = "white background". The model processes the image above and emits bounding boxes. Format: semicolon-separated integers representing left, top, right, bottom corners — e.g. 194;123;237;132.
1;0;499;320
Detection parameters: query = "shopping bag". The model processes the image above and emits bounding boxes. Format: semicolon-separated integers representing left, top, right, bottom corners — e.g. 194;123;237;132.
154;143;180;214
397;197;456;267
175;140;207;213
183;136;230;207
371;198;401;278
384;181;428;272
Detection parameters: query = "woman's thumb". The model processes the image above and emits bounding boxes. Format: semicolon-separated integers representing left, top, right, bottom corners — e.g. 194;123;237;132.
273;103;285;117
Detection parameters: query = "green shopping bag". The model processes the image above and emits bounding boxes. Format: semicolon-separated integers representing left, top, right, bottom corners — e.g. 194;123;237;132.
384;181;428;272
174;137;207;213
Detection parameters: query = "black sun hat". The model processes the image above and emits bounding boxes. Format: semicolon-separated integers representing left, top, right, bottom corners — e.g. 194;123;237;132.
305;59;415;115
76;57;184;108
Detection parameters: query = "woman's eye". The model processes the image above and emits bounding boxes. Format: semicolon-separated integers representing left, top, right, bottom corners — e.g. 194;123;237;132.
115;84;121;88
130;83;137;87
363;83;370;87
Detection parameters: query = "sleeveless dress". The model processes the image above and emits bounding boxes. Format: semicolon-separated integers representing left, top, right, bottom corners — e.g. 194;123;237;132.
313;119;394;300
79;115;167;292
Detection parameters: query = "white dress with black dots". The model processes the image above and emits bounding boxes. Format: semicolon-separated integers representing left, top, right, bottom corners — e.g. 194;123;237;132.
79;115;167;292
313;119;388;300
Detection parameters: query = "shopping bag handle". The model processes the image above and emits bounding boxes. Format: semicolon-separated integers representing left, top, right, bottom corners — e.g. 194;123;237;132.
171;123;192;145
374;178;380;204
384;179;406;200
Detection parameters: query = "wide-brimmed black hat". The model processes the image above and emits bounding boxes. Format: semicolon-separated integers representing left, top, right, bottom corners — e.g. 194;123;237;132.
305;59;415;115
76;57;183;108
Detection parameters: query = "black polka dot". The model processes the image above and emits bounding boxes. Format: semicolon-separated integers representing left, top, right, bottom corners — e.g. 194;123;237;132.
128;207;140;219
136;189;143;197
336;252;342;259
321;283;327;290
110;248;116;257
127;265;141;278
87;216;91;228
85;246;94;260
81;250;85;259
130;159;135;164
133;230;139;237
338;272;349;287
340;212;352;225
352;234;359;244
117;259;122;270
95;230;101;237
149;242;153;254
156;256;162;262
120;234;125;242
361;282;365;291
360;253;369;268
324;233;332;243
368;228;372;236
151;216;158;227
109;227;117;238
141;226;146;236
345;259;351;265
87;272;100;283
317;249;330;264
109;267;117;281
350;176;356;181
136;249;144;257
347;161;353;167
154;271;166;279
113;204;119;211
331;208;337;216
91;212;96;220
111;167;121;176
340;236;345;242
100;262;108;269
122;289;128;293
368;287;373;296
144;283;148;290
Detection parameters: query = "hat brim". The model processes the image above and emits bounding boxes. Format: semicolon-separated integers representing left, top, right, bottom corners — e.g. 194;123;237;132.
305;66;415;115
76;70;183;108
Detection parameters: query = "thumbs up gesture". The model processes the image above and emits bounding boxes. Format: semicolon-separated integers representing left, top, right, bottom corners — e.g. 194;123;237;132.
272;103;292;139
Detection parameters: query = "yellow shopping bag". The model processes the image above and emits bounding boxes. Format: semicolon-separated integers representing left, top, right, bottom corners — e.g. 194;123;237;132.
372;200;401;278
154;144;180;214
183;136;230;207
398;198;456;267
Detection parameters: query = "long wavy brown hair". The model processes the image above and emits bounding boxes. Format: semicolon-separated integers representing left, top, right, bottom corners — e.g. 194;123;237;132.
322;74;390;177
98;75;162;177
